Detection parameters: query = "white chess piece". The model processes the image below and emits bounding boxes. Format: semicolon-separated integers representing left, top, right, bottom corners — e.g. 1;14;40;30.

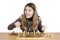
12;27;22;33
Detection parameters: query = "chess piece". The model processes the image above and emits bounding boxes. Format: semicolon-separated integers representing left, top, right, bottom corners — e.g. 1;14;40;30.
22;27;27;37
33;30;36;37
22;31;25;37
27;32;29;35
47;34;53;38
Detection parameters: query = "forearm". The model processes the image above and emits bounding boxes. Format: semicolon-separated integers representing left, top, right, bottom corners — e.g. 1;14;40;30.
8;23;16;30
8;18;21;30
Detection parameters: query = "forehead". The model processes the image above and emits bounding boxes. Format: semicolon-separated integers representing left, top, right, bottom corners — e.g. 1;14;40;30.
25;6;33;10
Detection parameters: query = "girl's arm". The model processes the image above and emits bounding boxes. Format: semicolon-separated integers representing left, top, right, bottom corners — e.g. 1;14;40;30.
38;21;44;32
8;18;21;30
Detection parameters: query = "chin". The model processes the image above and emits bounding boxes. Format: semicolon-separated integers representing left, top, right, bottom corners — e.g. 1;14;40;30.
26;16;31;18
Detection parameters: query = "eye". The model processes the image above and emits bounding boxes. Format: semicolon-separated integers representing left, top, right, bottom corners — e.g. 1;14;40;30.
29;9;31;12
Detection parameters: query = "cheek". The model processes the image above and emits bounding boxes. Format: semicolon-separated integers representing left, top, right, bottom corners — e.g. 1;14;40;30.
30;11;34;16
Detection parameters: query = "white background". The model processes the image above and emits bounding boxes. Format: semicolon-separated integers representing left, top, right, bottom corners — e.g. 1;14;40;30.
0;0;60;32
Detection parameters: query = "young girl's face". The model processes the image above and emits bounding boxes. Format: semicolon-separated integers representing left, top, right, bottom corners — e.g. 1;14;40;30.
25;6;34;18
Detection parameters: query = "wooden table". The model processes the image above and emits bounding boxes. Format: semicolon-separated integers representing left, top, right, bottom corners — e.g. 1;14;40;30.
0;33;60;40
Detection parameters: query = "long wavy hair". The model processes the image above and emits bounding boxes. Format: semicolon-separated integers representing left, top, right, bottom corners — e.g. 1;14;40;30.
20;3;39;30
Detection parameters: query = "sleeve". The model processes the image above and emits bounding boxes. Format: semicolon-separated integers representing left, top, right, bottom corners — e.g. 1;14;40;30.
8;18;21;30
38;20;44;32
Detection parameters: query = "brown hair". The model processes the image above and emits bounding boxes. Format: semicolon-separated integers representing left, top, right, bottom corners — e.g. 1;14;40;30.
20;3;39;30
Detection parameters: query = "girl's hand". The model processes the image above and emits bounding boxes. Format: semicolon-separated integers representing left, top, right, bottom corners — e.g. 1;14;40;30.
42;26;46;31
14;21;21;27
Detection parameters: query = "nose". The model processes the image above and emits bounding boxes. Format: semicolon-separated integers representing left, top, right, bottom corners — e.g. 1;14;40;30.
26;11;29;14
25;11;29;15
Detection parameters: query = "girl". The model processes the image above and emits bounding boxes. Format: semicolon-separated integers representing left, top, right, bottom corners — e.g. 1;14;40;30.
8;3;46;33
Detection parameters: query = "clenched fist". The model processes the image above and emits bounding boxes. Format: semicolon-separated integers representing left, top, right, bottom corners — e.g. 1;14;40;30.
14;21;21;27
42;26;46;31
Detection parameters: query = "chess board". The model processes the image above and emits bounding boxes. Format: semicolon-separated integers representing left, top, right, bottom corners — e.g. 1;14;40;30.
17;32;45;37
17;32;45;40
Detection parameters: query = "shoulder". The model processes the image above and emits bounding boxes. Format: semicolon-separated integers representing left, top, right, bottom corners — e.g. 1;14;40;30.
19;14;24;20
